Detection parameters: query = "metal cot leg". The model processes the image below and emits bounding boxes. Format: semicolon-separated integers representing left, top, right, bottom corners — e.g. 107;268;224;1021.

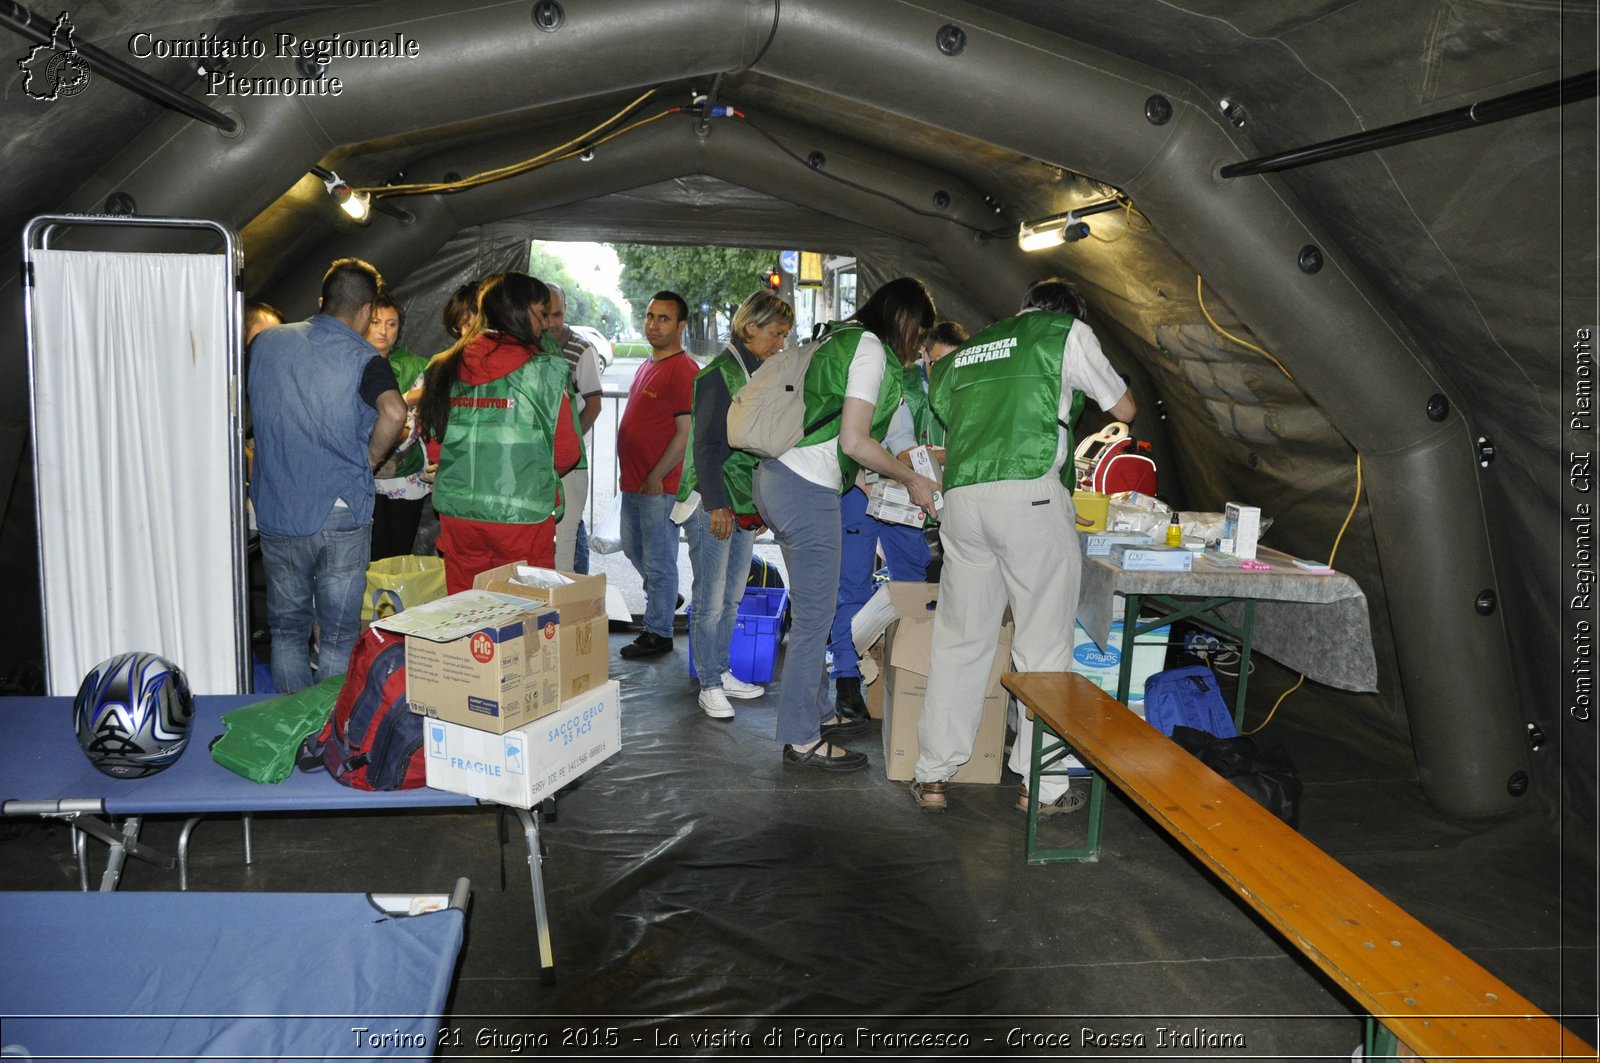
511;806;556;984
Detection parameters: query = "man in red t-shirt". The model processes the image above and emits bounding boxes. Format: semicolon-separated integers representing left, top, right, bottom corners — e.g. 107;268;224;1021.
617;291;699;658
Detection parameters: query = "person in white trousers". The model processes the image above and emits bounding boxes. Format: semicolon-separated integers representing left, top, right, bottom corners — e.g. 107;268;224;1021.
912;278;1136;813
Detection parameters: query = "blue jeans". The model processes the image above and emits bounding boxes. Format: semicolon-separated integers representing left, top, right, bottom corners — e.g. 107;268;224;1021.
259;504;370;693
619;491;681;638
829;488;931;678
753;460;840;746
684;506;756;688
573;518;590;575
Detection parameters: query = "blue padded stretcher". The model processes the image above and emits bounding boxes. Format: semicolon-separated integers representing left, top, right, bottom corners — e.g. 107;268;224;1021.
0;884;467;1060
0;695;556;977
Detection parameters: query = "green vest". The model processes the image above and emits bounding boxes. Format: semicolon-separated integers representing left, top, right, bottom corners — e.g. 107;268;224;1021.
798;323;904;488
677;348;759;515
433;353;568;524
384;348;429;479
902;362;943;448
931;312;1083;490
542;333;587;473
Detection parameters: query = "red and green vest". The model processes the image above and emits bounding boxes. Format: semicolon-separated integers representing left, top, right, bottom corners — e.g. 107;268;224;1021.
677;348;759;515
433;353;569;524
930;312;1083;490
797;322;904;488
541;333;587;473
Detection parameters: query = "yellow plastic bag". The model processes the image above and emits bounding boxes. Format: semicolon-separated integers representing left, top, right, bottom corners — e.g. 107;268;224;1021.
361;554;447;625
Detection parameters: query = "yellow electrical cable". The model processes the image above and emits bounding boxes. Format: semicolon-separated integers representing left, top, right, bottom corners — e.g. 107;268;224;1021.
1193;274;1364;736
1196;275;1295;380
1087;197;1153;243
353;86;663;198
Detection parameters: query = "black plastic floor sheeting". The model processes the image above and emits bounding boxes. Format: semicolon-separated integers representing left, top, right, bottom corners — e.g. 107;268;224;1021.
0;634;1592;1060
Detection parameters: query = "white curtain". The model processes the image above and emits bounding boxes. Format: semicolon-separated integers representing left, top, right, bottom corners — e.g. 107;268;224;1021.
31;249;242;695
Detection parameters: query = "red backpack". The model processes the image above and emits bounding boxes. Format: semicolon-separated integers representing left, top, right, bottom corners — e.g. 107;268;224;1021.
297;627;426;790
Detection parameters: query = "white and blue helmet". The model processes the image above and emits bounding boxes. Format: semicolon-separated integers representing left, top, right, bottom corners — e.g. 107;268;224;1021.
73;652;194;779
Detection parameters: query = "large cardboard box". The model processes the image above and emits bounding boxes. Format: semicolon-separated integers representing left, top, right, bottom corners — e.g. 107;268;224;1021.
375;589;562;734
423;680;621;808
474;563;608;700
1070;619;1171;711
877;582;1013;784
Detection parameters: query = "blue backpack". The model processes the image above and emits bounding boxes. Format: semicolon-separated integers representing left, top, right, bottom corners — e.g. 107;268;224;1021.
1143;665;1238;739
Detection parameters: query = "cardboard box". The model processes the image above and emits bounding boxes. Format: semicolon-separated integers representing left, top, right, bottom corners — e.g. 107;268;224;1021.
1109;543;1194;572
863;637;885;720
375;589;562;734
474;563;608;701
423;680;621;808
1224;503;1261;560
877;582;1012;785
1070;619;1171;706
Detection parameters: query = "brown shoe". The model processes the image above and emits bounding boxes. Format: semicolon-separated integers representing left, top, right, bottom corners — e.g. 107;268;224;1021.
911;779;948;812
1016;784;1088;816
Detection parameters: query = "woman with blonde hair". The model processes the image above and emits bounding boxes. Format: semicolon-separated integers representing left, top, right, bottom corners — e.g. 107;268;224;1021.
675;289;795;719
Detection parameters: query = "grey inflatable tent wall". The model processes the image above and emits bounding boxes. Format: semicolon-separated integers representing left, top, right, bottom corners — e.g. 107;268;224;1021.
0;1;1594;827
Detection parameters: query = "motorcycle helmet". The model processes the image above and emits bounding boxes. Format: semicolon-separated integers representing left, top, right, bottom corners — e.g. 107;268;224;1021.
73;652;194;779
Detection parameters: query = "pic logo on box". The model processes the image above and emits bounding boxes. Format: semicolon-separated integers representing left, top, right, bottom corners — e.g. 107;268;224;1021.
543;621;556;641
469;632;495;663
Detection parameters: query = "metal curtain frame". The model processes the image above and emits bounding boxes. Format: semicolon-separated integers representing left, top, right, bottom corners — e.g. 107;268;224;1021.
21;213;249;694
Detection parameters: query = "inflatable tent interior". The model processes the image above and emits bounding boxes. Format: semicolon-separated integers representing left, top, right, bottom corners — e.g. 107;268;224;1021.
0;0;1594;1051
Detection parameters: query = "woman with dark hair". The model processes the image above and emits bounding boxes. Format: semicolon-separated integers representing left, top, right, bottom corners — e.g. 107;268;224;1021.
367;291;432;560
750;276;941;772
442;281;479;340
419;272;582;592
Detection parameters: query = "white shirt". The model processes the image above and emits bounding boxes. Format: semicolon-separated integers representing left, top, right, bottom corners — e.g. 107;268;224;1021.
1051;313;1129;477
778;330;889;489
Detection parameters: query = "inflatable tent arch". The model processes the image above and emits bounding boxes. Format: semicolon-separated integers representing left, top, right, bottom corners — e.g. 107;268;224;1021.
1;0;1575;818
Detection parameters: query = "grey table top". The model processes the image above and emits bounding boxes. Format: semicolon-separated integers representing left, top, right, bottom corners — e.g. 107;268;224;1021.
1077;541;1378;692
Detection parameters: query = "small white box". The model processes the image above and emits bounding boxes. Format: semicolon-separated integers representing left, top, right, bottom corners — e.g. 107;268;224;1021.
422;679;621;808
906;444;943;488
1109;544;1194;571
1080;531;1156;556
866;480;933;527
1224;503;1261;560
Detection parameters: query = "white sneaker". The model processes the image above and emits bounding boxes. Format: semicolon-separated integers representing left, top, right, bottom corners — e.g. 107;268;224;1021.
720;671;765;700
698;687;735;719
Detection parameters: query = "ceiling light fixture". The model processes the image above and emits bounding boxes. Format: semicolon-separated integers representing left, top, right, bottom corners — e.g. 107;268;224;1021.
1016;199;1128;252
315;168;371;223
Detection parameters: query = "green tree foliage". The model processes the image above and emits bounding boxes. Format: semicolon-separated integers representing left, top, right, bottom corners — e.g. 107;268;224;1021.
527;243;627;338
610;243;781;349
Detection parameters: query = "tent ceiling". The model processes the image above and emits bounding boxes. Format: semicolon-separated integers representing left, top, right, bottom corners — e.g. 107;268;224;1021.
0;0;1593;826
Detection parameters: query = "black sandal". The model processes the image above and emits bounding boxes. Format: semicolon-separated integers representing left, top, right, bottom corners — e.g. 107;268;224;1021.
783;741;868;773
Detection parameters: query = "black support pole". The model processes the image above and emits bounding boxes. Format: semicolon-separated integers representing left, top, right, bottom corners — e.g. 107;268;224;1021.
1;0;241;135
1220;71;1596;179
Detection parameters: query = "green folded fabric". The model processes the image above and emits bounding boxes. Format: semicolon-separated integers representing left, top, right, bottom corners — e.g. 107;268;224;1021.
210;674;344;784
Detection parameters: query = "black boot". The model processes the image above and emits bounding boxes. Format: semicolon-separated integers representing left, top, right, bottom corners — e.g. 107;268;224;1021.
835;675;868;720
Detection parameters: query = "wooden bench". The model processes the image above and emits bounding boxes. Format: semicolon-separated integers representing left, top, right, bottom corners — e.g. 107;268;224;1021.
1002;670;1596;1062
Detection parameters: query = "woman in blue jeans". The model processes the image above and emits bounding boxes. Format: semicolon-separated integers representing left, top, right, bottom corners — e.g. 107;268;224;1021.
677;291;795;720
752;278;941;771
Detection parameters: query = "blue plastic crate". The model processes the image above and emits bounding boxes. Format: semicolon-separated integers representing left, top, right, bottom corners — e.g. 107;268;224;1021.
688;586;789;684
